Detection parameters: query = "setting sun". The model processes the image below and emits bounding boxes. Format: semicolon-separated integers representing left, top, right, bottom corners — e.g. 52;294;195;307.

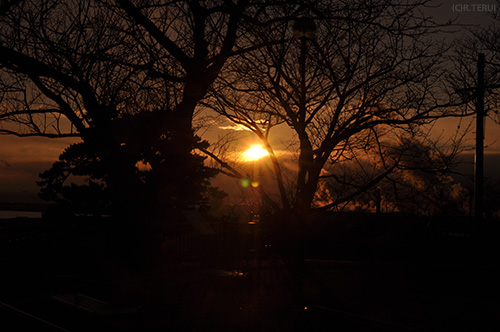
242;144;269;162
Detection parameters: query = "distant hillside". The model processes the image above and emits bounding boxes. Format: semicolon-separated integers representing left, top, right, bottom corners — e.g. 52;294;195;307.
0;190;54;212
0;201;51;212
0;191;44;204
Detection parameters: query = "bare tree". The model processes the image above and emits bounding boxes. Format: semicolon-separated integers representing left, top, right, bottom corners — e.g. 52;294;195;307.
0;0;314;218
449;7;500;123
448;4;500;219
204;0;466;222
107;0;319;142
321;136;470;216
0;0;151;216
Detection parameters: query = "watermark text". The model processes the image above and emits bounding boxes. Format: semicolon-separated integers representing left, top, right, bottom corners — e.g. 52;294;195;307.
452;3;497;13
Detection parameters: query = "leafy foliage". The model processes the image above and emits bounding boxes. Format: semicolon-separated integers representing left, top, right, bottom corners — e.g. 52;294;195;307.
38;111;220;218
38;142;110;216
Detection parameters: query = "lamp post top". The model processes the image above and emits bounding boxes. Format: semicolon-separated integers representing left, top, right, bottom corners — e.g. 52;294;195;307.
292;17;317;40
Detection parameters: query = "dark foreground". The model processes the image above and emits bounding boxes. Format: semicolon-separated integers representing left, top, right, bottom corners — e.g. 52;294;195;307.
1;215;499;331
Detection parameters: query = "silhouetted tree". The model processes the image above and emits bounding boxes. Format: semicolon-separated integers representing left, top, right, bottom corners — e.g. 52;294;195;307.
0;0;150;219
204;0;466;230
0;0;314;220
448;7;500;219
37;111;219;219
321;137;469;216
38;142;111;217
449;11;500;123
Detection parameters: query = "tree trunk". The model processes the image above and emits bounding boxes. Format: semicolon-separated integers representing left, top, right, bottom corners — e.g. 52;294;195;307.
286;165;320;307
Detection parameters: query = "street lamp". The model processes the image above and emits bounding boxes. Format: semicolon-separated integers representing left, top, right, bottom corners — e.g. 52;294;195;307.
293;18;317;124
292;18;317;40
289;17;317;307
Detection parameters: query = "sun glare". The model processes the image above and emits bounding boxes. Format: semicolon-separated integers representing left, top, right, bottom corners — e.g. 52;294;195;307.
242;144;269;162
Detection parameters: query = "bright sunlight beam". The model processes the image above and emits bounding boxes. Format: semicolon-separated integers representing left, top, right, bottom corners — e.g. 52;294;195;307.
242;144;269;162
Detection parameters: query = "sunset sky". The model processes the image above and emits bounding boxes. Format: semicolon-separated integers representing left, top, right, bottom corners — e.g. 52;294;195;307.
1;0;500;202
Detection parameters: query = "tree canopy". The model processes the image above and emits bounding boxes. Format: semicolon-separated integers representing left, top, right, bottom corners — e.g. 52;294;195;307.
0;0;311;218
0;0;472;220
203;0;467;218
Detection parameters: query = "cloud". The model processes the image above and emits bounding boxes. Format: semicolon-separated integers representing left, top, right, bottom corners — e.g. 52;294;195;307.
218;119;269;132
218;124;252;131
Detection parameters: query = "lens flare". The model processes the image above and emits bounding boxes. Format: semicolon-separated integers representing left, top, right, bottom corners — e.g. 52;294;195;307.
241;178;251;187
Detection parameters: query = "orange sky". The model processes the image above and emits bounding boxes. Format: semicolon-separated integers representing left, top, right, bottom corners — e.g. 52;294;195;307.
0;135;79;194
1;1;500;199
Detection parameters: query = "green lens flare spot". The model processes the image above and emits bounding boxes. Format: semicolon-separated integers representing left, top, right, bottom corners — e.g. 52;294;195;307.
241;178;251;188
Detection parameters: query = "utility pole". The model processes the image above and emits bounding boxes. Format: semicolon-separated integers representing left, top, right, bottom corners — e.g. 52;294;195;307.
475;53;485;223
457;53;500;222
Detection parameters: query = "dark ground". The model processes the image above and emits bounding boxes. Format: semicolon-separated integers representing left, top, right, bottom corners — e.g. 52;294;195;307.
1;215;499;331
